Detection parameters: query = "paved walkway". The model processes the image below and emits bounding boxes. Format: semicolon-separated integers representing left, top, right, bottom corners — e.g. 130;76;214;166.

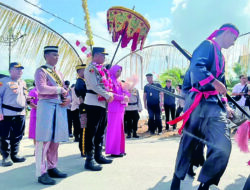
0;135;249;190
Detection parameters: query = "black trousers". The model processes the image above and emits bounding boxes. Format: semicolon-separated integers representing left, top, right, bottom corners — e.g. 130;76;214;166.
174;102;231;186
147;104;162;133
124;110;140;136
71;109;81;139
164;104;176;130
67;109;73;135
79;128;83;153
85;105;107;153
190;142;205;167
0;115;25;158
176;106;183;118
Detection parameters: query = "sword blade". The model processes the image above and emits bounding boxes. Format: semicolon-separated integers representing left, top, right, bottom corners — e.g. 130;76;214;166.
148;84;185;100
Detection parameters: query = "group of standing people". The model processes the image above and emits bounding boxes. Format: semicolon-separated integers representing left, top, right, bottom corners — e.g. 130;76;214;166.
143;74;184;135
0;23;249;190
0;45;141;184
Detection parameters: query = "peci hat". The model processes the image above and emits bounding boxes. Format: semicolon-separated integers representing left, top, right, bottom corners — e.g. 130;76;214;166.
44;46;58;54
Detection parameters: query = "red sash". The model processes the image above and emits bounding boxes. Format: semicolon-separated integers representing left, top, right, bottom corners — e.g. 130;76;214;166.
168;87;219;134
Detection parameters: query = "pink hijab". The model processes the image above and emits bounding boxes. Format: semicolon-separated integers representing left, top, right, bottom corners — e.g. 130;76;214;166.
109;65;122;84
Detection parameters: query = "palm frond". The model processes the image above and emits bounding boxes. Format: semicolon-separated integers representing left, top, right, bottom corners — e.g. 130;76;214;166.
0;2;83;79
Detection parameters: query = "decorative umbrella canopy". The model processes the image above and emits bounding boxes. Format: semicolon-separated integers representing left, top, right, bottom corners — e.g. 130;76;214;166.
107;6;150;51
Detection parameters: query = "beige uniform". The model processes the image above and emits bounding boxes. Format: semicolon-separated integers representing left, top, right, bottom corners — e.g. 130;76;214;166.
84;62;112;108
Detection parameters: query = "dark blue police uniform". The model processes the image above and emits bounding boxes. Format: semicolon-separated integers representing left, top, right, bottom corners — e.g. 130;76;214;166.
144;83;162;134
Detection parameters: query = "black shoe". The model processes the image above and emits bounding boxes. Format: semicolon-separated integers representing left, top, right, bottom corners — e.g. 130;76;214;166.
81;152;86;157
95;154;113;164
85;159;102;171
11;155;26;163
48;168;67;178
94;146;113;164
127;135;131;139
2;156;13;167
133;134;139;138
38;173;56;185
69;134;73;138
170;174;181;190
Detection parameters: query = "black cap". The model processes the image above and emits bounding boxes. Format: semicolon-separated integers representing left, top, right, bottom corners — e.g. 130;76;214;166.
44;46;58;54
146;73;153;77
92;47;108;56
165;79;172;82
76;64;87;71
9;62;24;70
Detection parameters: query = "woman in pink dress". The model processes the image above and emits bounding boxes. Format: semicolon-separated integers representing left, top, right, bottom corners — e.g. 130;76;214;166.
105;65;129;157
28;84;38;144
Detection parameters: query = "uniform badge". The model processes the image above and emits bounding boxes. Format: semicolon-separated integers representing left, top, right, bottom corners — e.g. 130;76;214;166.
0;82;2;87
89;69;94;73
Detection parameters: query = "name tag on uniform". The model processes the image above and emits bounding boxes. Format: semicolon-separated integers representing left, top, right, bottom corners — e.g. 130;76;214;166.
150;92;152;96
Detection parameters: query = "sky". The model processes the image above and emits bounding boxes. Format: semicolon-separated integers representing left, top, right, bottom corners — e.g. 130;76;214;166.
0;0;250;79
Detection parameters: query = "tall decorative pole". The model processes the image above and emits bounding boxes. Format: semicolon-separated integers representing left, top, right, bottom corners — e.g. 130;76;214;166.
0;28;26;65
82;0;94;53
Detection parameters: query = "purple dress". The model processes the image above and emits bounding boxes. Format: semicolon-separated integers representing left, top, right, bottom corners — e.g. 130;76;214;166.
28;87;38;139
105;65;129;155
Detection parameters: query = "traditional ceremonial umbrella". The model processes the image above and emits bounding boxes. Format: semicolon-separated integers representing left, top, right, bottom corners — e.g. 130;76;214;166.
107;6;150;65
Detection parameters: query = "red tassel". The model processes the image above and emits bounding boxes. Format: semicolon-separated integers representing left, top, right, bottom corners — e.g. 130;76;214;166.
235;121;250;153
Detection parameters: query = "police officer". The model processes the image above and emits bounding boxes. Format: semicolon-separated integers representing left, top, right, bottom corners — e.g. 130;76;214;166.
0;62;29;166
84;47;114;171
163;79;176;131
143;73;163;134
124;87;142;138
74;63;87;157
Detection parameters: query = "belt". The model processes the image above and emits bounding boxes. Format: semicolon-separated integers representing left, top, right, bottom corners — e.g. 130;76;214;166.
2;104;24;112
128;102;138;105
168;87;219;135
87;90;97;95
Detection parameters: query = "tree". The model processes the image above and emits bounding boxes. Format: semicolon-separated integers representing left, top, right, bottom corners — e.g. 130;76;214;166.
24;79;34;90
159;67;186;87
233;62;245;77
